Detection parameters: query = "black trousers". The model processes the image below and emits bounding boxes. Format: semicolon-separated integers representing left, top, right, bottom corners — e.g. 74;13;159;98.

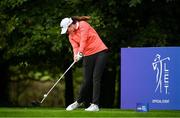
77;50;108;105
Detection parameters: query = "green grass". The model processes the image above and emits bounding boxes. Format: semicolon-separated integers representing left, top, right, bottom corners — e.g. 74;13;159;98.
0;107;180;117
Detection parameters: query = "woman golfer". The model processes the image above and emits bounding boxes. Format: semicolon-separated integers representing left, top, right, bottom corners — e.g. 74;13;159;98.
60;16;108;111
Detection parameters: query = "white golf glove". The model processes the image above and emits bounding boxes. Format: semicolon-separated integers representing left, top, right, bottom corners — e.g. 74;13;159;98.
75;52;83;62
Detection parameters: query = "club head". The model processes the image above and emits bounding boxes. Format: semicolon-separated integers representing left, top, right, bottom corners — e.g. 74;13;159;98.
31;100;41;107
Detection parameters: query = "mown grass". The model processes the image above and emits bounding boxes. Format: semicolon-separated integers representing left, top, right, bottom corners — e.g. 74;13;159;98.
0;107;180;117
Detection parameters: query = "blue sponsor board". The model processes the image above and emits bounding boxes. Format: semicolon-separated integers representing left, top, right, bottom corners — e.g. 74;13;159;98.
121;47;180;110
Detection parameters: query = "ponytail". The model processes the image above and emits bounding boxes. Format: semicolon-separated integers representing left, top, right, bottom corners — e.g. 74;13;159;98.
72;16;91;21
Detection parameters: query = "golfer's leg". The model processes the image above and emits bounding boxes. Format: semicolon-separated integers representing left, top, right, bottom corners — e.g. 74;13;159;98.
77;56;94;103
92;51;108;105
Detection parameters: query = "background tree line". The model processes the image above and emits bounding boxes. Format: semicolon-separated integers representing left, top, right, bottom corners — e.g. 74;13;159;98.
0;0;180;107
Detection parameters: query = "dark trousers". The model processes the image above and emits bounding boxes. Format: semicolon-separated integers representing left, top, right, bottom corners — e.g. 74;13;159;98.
77;50;108;105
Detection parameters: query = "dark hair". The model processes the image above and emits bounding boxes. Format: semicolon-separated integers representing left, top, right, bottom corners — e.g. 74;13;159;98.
71;16;91;24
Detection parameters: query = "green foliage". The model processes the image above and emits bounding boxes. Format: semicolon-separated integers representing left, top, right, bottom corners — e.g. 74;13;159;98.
129;0;142;7
9;63;56;81
0;0;28;9
0;0;179;80
131;20;167;47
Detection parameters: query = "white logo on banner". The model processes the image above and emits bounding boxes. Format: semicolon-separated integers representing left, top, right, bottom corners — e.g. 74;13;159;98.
152;54;170;94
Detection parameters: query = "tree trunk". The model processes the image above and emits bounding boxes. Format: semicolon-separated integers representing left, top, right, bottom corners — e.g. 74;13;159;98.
0;50;10;106
100;65;116;108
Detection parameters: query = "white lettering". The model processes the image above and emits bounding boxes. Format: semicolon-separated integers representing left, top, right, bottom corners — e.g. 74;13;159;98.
152;99;170;104
164;63;169;94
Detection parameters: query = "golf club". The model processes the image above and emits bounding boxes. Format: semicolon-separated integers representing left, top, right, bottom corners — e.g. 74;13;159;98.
32;61;76;106
41;61;76;103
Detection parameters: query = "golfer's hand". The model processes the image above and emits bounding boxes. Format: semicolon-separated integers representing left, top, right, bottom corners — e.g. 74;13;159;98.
74;52;83;62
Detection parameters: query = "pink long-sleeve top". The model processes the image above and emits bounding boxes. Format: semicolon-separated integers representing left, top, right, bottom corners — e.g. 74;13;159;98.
68;21;108;57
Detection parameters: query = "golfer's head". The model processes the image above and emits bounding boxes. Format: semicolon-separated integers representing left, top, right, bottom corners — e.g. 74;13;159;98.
60;18;73;34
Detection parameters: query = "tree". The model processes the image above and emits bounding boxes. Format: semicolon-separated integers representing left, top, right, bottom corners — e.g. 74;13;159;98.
0;0;74;106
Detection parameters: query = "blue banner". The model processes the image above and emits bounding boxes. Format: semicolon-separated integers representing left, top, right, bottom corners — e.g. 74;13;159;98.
121;47;180;110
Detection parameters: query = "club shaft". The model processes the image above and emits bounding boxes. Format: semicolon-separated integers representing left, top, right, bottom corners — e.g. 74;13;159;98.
40;61;76;103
